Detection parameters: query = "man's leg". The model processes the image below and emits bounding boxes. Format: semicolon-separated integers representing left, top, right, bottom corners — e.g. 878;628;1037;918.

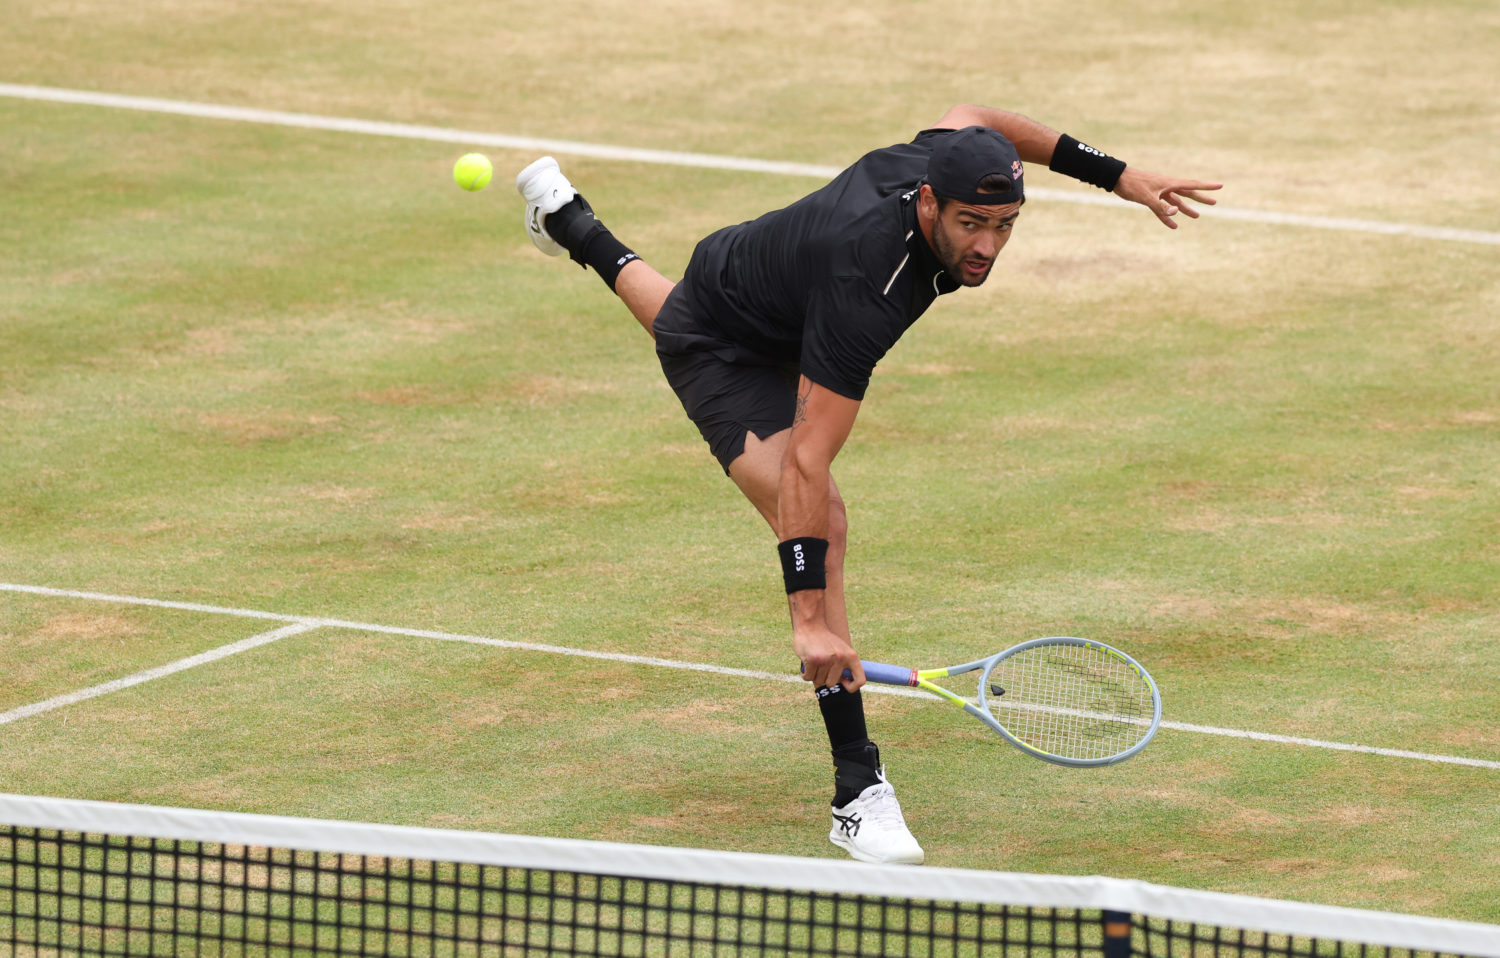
517;156;671;338
613;261;673;338
729;430;922;864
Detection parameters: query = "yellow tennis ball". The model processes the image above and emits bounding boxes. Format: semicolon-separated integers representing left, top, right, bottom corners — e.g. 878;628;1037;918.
453;153;493;192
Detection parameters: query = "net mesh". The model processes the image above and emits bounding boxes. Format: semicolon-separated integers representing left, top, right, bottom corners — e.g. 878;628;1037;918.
14;829;1075;957
984;643;1155;761
2;803;1494;958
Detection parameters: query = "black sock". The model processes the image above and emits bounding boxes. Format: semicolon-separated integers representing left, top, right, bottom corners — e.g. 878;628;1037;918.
816;684;868;750
543;195;639;291
819;685;879;805
580;232;639;291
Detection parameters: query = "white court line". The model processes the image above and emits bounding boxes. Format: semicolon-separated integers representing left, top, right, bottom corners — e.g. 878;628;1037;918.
3;83;1499;247
0;621;322;725
4;582;1498;769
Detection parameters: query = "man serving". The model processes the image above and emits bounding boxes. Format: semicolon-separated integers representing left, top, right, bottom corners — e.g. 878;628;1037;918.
513;104;1220;863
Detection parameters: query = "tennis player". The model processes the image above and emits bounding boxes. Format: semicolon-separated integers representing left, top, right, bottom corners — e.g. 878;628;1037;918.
514;105;1220;864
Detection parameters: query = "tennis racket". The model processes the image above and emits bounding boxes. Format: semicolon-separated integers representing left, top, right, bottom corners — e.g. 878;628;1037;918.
860;637;1162;767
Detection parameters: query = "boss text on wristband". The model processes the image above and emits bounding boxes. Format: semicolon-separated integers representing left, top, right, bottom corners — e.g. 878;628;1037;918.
1049;134;1127;192
778;537;829;594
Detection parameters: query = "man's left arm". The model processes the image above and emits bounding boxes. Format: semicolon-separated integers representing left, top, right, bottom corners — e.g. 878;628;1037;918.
933;104;1223;228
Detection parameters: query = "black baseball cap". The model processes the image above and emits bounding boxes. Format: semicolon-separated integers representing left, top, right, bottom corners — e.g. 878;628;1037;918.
925;126;1025;205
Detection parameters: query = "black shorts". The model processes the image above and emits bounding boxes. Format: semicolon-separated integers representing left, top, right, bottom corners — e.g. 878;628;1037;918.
654;283;799;474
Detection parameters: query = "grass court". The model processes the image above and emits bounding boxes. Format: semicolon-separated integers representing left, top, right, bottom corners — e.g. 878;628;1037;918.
2;0;1497;927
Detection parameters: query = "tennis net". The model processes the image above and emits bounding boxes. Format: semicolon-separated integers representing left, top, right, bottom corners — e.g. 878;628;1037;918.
2;793;1496;958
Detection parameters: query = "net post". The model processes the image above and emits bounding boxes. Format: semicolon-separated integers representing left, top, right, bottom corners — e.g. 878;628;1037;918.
1103;909;1134;958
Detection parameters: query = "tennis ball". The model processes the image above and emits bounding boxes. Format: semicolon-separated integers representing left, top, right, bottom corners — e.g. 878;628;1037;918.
453;153;493;192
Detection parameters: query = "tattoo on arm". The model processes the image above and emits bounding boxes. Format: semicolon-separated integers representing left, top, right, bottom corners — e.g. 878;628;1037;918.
793;380;811;427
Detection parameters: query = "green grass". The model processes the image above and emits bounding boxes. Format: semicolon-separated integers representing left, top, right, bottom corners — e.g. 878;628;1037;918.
2;0;1499;934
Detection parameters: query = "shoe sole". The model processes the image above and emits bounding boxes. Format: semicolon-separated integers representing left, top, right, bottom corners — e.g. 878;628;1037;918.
829;831;925;865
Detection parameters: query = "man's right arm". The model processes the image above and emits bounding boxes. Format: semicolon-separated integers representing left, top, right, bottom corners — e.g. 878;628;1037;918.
779;375;865;692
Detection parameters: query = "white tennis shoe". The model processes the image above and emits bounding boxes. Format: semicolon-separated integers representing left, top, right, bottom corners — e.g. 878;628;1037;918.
515;156;577;257
829;769;925;865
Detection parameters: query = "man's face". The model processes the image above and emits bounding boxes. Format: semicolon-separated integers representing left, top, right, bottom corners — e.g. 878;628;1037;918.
923;189;1021;287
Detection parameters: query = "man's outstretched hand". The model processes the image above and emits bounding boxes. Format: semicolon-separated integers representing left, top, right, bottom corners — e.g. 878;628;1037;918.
1114;167;1223;229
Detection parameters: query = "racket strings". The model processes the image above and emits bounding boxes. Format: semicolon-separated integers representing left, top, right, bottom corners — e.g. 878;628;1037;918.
985;645;1155;760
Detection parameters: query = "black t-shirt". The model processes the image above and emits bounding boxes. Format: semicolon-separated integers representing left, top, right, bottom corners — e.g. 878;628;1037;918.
678;129;961;400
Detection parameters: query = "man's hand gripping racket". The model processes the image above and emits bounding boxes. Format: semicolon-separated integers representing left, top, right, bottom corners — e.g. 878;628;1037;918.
834;637;1162;767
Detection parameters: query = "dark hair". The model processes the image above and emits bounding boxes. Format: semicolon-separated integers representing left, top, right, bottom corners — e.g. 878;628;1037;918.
935;173;1018;211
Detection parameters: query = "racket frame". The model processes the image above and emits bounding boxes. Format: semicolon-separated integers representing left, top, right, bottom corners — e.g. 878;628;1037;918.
863;636;1162;768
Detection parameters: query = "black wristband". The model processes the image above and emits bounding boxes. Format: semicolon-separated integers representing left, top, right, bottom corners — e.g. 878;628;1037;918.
778;537;829;594
1049;134;1127;192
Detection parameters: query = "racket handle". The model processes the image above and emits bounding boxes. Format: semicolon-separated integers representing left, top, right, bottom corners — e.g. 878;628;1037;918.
860;660;919;687
803;661;918;686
